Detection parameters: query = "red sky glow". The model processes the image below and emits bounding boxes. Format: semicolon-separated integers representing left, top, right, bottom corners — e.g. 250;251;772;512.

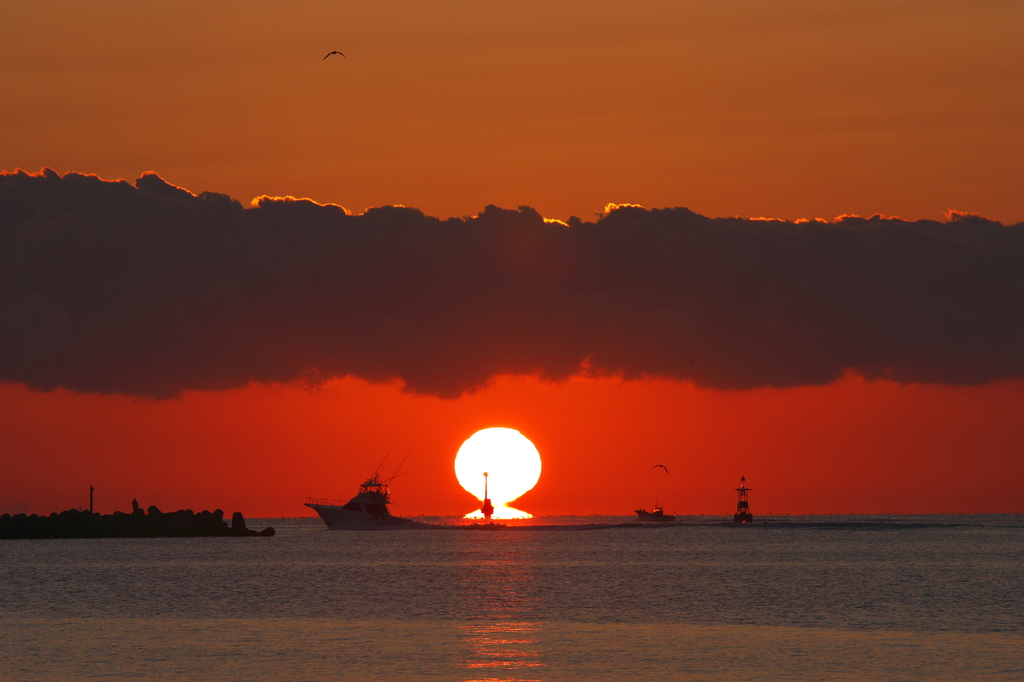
1;1;1021;518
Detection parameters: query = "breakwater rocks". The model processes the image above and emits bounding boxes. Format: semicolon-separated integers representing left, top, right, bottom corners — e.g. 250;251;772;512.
0;506;275;539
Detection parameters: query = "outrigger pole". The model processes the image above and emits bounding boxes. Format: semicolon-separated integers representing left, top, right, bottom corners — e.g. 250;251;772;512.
372;450;392;478
386;450;412;485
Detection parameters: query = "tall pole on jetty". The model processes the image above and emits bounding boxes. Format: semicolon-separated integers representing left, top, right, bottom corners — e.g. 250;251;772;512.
90;486;94;513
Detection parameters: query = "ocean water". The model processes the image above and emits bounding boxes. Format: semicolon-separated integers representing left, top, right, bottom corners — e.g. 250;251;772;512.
1;515;1021;682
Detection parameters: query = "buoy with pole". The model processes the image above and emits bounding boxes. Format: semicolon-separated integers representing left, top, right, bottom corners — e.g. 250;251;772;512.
482;472;495;521
734;476;753;523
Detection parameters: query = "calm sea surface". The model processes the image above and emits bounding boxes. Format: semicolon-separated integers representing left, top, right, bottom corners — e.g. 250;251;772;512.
1;515;1021;682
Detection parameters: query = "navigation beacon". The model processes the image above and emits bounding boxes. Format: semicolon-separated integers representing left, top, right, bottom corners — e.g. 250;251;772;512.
734;476;753;523
481;472;495;521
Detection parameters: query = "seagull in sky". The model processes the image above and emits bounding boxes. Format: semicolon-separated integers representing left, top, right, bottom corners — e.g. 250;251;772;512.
653;464;669;473
323;51;346;59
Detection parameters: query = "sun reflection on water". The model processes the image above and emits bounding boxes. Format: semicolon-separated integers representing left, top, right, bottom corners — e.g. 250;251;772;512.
459;621;542;681
457;535;544;682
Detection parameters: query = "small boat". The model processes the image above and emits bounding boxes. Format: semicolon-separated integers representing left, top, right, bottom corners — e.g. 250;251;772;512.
305;474;421;530
635;506;676;522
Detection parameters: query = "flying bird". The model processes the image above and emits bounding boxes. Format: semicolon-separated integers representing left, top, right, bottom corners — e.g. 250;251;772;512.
323;51;346;59
653;464;669;473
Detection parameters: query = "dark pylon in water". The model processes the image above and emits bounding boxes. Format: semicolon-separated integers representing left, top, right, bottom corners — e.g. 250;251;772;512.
482;472;495;521
734;476;753;523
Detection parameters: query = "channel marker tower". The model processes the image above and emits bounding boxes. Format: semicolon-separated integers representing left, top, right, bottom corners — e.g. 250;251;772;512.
734;476;753;523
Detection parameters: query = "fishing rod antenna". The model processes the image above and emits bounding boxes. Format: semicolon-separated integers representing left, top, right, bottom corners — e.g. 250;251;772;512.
386;449;412;485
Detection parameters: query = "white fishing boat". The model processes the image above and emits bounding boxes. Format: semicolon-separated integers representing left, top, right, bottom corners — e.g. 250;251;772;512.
305;474;420;529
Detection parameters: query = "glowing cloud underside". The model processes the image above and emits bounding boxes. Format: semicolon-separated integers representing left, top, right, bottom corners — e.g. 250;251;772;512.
455;428;542;519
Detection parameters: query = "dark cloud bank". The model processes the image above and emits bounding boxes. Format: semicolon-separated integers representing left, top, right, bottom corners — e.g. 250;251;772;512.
1;169;1022;398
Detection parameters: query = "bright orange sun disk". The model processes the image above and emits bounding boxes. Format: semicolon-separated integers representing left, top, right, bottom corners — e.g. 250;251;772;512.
454;427;541;519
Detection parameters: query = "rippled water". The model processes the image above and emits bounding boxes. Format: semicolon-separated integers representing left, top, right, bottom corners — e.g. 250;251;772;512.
1;515;1022;681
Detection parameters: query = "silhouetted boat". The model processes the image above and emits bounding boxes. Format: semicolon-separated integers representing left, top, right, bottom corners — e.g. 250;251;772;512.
305;474;420;529
635;506;676;522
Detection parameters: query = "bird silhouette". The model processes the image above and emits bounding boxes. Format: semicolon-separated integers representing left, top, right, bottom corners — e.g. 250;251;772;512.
323;51;346;59
653;464;669;473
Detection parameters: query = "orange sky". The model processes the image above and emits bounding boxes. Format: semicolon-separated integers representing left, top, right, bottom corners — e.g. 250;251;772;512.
2;2;1022;517
3;1;1021;222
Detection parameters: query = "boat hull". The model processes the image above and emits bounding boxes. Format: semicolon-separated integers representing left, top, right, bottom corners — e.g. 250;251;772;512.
305;503;421;530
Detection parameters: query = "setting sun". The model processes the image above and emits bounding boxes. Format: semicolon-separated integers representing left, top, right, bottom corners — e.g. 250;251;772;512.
454;427;542;519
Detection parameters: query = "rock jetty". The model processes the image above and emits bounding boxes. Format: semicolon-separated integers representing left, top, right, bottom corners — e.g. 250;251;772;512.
0;506;275;539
